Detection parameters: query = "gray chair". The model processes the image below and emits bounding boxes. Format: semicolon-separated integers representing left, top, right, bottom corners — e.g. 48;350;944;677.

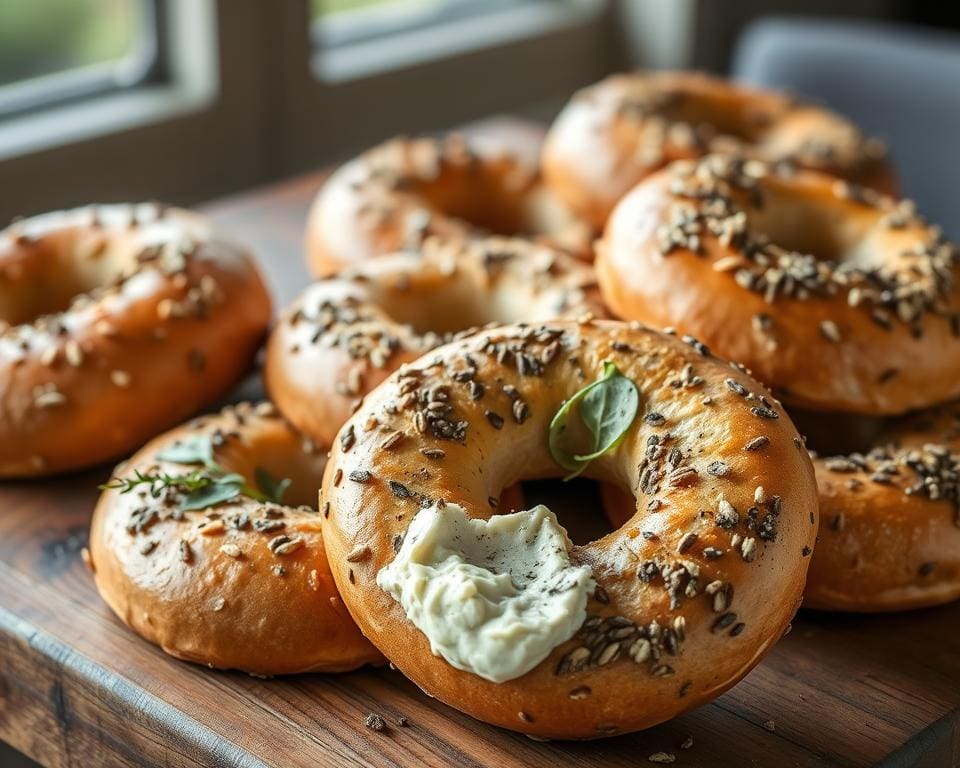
733;16;960;241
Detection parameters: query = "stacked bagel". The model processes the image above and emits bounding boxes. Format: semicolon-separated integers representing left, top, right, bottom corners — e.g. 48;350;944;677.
3;69;953;740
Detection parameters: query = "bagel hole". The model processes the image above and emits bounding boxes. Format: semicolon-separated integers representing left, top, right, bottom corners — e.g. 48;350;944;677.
0;240;133;325
789;407;889;456
371;277;566;337
743;191;877;269
658;99;760;143
514;477;616;545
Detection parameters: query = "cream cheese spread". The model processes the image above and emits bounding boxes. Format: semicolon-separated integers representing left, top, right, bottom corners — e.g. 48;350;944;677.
376;503;595;683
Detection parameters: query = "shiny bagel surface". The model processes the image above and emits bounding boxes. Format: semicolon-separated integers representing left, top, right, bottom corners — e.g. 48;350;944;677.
305;134;592;276
0;204;271;476
806;405;960;611
89;402;383;675
266;236;605;448
543;70;895;229
597;155;960;415
320;320;818;738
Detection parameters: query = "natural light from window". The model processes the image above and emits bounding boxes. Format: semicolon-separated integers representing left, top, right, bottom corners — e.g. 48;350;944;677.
0;0;157;116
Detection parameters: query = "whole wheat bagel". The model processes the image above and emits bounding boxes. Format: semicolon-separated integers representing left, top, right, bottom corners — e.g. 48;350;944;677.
542;70;895;228
597;155;960;415
266;236;604;449
305;134;592;276
320;319;818;738
89;402;383;675
0;204;270;476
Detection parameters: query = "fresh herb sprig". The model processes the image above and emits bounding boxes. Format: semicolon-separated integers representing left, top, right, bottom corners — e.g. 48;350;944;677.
548;361;639;480
100;434;291;511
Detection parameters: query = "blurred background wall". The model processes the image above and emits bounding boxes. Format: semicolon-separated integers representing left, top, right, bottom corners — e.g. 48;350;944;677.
1;0;958;225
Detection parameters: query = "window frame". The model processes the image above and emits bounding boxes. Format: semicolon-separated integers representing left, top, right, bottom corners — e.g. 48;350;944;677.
0;0;166;120
0;0;621;225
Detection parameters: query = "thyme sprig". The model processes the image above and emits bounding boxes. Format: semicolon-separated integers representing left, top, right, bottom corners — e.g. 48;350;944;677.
100;435;291;511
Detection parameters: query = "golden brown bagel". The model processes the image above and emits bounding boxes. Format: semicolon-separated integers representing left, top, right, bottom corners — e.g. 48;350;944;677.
266;236;605;449
305;134;592;276
320;320;818;738
597;154;960;415
0;204;271;477
89;402;383;675
806;405;960;612
542;70;896;229
603;404;960;612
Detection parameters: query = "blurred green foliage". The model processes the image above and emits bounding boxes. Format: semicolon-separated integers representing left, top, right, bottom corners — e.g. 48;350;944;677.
0;0;136;87
312;0;434;19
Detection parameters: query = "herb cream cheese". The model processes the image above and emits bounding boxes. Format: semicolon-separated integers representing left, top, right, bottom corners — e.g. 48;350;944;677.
376;503;595;683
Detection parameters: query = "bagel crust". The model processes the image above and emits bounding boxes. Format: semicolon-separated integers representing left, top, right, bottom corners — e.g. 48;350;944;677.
305;134;592;276
597;155;960;415
806;405;960;612
321;320;818;738
89;402;383;675
0;204;271;476
266;236;605;448
542;70;895;228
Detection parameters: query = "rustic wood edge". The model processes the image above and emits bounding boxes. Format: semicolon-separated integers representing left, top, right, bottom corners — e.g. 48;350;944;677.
0;563;264;768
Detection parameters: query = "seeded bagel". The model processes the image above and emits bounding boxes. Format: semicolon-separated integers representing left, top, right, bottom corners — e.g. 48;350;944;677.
807;404;960;611
597;155;960;415
542;70;895;229
89;402;383;675
320;319;818;739
265;236;604;449
0;204;270;476
305;134;592;276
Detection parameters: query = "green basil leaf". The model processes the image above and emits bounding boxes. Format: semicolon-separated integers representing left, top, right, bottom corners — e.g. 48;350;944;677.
548;362;639;480
574;363;639;462
158;435;214;467
181;478;243;511
255;466;292;504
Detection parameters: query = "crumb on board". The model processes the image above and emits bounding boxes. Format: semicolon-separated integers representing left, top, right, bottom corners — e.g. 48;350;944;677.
365;713;387;732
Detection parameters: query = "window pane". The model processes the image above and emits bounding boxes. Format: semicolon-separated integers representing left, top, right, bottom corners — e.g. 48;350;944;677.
0;0;144;89
312;0;529;49
312;0;444;21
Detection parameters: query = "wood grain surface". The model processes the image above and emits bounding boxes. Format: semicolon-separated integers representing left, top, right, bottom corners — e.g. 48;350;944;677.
1;120;959;768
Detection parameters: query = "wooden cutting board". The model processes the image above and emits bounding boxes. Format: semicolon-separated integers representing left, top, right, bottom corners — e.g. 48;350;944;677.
1;120;958;768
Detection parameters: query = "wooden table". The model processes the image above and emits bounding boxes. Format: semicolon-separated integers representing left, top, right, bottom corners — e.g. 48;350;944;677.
2;144;960;768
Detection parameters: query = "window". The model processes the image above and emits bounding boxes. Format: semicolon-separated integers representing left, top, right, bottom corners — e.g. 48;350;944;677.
0;0;161;118
312;0;529;47
0;0;612;224
311;0;601;82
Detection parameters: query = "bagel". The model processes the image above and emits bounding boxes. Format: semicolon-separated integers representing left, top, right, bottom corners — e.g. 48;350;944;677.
0;204;271;477
597;154;960;415
806;405;960;612
89;401;383;675
320;319;818;738
542;71;895;229
305;134;592;276
266;236;604;449
602;404;960;613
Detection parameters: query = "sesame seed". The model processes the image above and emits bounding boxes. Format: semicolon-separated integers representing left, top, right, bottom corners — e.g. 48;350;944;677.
706;460;730;476
65;340;84;367
346;545;371;562
34;390;67;408
677;532;698;553
219;543;242;558
819;320;841;343
111;370;131;388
